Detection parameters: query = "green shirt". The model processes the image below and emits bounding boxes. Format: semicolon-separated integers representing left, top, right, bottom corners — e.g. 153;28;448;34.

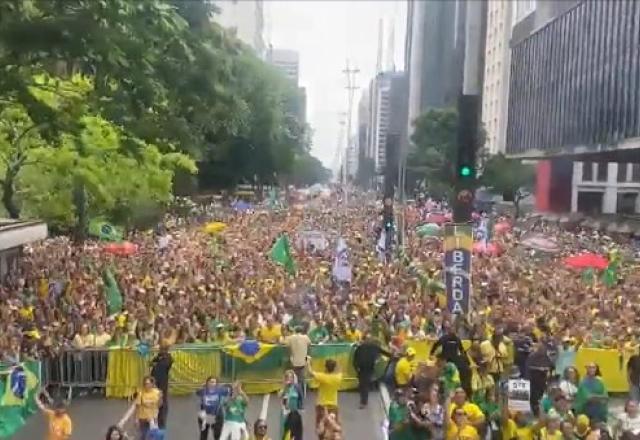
225;397;247;423
283;384;301;411
389;401;408;430
309;326;329;343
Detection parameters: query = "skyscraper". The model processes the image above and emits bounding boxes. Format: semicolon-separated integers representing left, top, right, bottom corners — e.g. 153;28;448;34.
214;0;266;58
267;48;300;85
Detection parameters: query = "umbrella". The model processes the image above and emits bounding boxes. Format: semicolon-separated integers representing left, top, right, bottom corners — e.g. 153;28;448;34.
103;242;138;256
563;253;608;270
520;234;560;253
473;241;503;257
493;221;512;235
203;222;227;235
416;223;442;237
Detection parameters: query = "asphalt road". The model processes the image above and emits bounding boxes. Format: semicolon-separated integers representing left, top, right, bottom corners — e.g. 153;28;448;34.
15;390;386;439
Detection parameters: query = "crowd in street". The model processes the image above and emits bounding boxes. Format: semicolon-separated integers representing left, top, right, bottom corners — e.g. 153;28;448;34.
3;189;640;440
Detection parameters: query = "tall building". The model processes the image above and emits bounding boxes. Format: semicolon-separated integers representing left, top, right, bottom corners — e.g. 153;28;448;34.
267;48;300;85
506;0;640;214
346;135;358;180
481;0;513;155
367;72;407;177
214;0;265;57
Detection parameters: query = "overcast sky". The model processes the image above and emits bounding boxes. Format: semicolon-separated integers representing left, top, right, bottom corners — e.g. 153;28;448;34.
266;0;407;170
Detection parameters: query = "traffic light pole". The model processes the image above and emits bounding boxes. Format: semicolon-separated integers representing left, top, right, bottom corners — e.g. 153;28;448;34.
453;0;484;223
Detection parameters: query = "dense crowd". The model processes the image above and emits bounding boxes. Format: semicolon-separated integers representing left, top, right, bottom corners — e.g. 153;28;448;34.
3;189;640;440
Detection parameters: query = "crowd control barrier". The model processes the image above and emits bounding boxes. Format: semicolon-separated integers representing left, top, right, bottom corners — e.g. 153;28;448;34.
33;342;638;399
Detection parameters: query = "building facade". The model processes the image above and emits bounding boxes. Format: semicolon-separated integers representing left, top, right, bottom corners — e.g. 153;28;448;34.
214;0;266;57
506;0;640;214
267;48;300;85
481;0;513;154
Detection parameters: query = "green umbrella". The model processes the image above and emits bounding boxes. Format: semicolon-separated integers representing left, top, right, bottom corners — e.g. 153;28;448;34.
416;223;442;237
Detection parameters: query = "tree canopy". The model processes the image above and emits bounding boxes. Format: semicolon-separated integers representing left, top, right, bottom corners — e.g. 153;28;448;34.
481;153;535;217
0;0;315;235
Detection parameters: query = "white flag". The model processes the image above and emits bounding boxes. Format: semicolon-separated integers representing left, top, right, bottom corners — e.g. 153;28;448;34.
376;230;387;262
332;237;352;283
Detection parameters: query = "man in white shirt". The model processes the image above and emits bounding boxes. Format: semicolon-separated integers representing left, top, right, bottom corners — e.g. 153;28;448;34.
284;326;311;407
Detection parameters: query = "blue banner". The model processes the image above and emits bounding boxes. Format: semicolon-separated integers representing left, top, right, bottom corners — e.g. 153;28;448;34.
443;224;473;315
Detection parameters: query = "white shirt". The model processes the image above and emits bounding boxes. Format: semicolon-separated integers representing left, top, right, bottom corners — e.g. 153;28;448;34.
616;413;640;436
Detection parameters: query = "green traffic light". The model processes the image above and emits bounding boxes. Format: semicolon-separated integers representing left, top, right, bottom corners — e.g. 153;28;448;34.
459;166;473;177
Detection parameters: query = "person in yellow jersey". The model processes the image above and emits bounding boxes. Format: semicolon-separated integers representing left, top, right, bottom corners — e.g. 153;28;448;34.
447;408;480;440
35;391;72;440
448;388;485;431
344;315;362;343
258;315;282;344
501;409;540;440
119;375;163;439
308;357;343;428
395;347;417;388
539;411;563;440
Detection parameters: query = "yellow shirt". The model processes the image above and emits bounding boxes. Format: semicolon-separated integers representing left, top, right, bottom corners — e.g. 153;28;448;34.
447;424;480;440
395;357;414;386
313;371;343;407
344;328;362;343
540;428;562;440
45;410;72;440
258;325;282;344
502;419;535;440
136;388;162;421
448;402;485;426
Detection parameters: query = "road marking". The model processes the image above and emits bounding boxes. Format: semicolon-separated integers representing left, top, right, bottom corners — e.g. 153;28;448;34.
379;383;391;440
260;393;270;420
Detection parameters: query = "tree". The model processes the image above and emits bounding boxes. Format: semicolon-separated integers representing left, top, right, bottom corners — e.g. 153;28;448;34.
290;153;331;187
408;108;459;198
481;153;535;218
409;108;486;199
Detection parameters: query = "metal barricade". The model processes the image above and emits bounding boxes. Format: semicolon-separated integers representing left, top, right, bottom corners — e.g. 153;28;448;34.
51;348;109;398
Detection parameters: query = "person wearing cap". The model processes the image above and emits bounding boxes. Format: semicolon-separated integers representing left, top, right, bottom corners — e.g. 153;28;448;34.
353;331;392;408
395;347;417;389
35;390;72;440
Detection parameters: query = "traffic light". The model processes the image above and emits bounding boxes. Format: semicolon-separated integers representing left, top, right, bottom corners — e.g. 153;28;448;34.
453;94;480;222
382;197;394;232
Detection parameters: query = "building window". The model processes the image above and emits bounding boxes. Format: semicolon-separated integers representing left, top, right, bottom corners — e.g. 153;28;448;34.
618;163;628;183
582;162;593;181
596;162;608;182
513;0;536;25
617;193;638;215
633;164;640;182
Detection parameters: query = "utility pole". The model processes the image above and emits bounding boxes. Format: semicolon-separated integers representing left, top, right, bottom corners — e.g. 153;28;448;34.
343;59;359;206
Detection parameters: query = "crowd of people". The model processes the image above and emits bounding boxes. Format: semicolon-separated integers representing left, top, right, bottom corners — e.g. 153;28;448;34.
2;189;640;440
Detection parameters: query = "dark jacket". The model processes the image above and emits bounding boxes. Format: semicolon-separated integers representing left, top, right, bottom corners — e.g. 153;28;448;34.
353;340;391;372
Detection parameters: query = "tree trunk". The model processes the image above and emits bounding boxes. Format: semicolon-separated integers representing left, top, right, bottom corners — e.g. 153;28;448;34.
72;179;88;243
1;174;20;219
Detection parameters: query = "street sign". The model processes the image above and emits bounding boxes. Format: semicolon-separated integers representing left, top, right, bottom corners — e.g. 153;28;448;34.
443;223;473;315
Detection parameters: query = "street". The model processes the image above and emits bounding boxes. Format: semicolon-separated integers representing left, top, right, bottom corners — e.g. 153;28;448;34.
15;390;386;439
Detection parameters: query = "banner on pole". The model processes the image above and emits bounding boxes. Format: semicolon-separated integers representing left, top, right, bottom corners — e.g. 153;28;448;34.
443;224;472;315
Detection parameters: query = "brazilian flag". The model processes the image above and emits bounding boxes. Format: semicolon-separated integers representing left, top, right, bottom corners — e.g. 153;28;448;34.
0;362;40;439
88;219;123;242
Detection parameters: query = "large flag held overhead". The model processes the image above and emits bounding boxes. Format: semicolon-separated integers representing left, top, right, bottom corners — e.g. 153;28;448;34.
102;269;123;316
270;235;296;275
88;219;123;242
332;237;352;283
0;362;40;439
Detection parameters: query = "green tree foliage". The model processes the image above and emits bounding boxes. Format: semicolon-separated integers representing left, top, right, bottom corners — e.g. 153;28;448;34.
0;0;312;234
480;153;535;218
408;108;459;198
290;153;331;187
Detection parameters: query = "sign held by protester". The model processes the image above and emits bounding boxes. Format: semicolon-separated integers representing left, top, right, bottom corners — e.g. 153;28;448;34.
507;379;531;413
443;224;472;315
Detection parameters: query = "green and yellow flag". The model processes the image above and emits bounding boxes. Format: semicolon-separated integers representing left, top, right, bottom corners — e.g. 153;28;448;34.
0;362;40;439
270;235;296;275
102;269;123;316
89;219;123;242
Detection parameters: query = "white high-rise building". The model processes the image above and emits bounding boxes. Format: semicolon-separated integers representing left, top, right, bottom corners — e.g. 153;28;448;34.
267;49;300;85
482;0;513;155
214;0;266;58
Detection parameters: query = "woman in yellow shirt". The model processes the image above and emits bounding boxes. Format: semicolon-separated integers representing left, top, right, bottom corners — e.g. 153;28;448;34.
119;375;163;439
